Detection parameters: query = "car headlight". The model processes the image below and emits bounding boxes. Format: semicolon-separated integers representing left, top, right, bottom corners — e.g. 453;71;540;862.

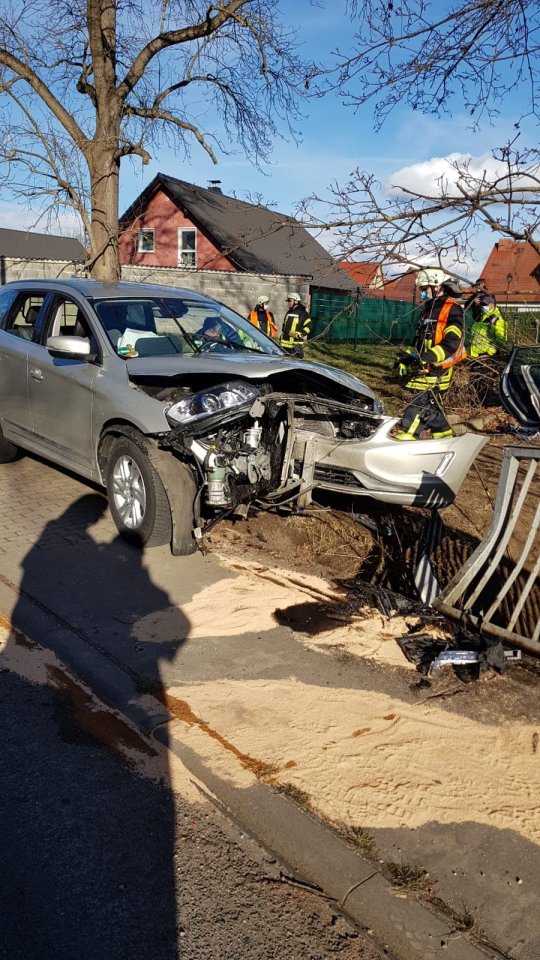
166;381;260;426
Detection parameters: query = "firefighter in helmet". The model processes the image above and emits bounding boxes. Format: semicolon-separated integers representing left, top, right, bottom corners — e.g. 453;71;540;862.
248;295;277;338
279;292;311;358
393;267;466;441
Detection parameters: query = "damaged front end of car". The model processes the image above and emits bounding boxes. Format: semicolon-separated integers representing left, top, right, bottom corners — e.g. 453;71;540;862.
159;380;291;519
143;371;487;542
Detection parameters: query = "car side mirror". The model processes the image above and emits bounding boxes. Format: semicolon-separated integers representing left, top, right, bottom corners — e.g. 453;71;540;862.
46;335;92;360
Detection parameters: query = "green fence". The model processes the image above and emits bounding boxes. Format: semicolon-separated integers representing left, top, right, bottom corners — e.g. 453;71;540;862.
310;289;540;348
310;288;418;344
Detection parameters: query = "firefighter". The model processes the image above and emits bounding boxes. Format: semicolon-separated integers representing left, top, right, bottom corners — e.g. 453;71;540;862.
248;295;277;338
469;296;508;358
393;267;466;441
279;292;311;358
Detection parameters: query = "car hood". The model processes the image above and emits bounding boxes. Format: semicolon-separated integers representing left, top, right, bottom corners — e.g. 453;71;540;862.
126;352;379;406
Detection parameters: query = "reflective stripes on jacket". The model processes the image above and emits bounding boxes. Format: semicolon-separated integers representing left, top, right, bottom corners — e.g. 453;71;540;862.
469;307;508;357
248;308;277;338
405;297;465;392
279;303;311;349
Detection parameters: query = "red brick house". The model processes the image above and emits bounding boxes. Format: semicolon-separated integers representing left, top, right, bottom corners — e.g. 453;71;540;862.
339;260;384;289
118;173;355;292
477;239;540;308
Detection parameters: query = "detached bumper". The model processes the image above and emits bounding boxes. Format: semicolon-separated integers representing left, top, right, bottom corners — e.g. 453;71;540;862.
292;418;488;508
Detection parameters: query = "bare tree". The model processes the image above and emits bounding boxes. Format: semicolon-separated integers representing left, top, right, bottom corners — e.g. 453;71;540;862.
301;0;540;278
0;0;310;279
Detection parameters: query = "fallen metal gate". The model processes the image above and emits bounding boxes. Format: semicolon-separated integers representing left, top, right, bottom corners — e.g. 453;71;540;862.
434;445;540;654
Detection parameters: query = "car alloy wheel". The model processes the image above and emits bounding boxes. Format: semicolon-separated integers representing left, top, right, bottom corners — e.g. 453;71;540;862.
111;453;147;530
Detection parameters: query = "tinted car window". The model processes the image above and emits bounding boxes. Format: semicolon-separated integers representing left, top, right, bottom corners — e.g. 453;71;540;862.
0;288;18;327
3;293;46;340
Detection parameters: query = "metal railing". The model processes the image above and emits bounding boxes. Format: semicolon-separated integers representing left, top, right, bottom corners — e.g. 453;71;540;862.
434;445;540;654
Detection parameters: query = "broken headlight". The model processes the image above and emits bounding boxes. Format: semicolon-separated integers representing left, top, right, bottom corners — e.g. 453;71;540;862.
166;381;260;426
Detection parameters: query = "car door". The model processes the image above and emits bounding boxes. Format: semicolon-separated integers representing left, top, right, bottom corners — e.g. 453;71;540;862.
0;290;47;444
500;345;540;427
26;294;100;474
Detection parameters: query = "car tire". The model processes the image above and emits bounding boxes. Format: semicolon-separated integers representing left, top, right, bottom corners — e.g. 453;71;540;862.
106;437;173;548
0;425;19;464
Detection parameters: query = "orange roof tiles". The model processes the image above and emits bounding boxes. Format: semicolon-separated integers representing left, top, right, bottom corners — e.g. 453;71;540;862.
479;240;540;303
339;261;383;287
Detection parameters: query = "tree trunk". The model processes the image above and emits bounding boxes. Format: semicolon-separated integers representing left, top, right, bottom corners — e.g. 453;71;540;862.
88;146;121;280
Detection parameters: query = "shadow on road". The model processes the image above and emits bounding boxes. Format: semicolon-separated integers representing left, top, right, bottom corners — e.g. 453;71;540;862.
1;493;190;960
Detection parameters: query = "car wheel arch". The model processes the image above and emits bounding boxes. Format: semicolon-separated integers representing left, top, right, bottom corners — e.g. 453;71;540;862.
99;422;198;555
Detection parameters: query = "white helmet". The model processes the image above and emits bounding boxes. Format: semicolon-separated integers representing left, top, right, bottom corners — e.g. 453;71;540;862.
415;267;450;288
256;295;269;306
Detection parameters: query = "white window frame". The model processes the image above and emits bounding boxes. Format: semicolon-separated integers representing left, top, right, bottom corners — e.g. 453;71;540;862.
178;228;196;268
137;227;155;254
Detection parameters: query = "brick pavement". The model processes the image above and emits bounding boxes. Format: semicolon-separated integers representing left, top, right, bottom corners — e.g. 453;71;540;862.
0;454;115;553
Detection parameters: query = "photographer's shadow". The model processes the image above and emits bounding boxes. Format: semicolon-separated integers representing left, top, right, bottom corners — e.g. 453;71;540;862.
2;493;190;960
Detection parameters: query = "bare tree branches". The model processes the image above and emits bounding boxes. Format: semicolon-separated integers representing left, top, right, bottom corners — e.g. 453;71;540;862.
301;1;540;277
0;0;311;277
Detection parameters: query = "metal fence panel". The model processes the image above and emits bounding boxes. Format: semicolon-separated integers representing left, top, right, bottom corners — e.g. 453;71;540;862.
434;446;540;654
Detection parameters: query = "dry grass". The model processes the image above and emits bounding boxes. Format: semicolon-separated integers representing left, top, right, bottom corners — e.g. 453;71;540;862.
345;826;378;857
385;862;431;893
272;781;312;809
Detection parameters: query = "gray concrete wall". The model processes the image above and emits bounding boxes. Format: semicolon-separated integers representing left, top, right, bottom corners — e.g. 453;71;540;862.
120;264;310;322
0;258;310;329
0;257;84;282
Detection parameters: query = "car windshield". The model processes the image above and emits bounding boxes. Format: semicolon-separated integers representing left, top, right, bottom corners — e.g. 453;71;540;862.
92;296;282;359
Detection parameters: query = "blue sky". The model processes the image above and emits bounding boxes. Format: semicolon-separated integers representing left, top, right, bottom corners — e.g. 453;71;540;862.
2;0;537;281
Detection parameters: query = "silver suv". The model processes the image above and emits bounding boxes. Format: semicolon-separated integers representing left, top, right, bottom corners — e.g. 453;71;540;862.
0;279;486;554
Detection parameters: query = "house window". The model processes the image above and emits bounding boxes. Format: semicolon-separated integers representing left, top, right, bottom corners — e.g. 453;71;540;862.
137;228;155;253
179;229;196;268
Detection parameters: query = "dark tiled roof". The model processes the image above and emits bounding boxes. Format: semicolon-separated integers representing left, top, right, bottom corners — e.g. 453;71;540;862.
478;240;540;303
339;261;382;286
0;227;86;261
120;174;356;291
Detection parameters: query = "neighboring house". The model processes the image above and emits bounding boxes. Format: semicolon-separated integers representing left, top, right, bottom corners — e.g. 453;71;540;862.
368;268;419;303
118;173;356;293
339;261;384;289
0;227;86;282
477;240;540;310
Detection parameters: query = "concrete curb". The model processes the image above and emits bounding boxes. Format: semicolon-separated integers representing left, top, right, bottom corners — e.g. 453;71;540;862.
160;725;502;960
0;583;505;960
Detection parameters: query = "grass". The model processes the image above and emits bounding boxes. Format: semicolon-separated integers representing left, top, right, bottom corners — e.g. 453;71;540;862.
385;861;431;893
346;826;378;857
273;781;311;808
305;341;408;415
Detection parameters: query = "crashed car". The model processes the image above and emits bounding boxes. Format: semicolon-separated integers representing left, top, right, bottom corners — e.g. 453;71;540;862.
0;279;486;554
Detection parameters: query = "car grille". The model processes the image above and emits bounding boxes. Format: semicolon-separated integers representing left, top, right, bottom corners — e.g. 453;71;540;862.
313;464;365;487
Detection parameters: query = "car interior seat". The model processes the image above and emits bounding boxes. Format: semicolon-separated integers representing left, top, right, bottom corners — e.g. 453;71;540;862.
15;304;41;339
96;302;126;347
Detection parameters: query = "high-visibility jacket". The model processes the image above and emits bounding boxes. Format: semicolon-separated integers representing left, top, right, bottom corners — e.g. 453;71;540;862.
403;297;466;393
469;305;508;358
279;302;311;350
248;307;277;337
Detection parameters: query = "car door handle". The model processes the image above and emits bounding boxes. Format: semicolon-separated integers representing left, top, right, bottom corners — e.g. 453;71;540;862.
30;368;44;381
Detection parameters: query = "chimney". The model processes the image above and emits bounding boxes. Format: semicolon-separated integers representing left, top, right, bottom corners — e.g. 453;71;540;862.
207;180;223;194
